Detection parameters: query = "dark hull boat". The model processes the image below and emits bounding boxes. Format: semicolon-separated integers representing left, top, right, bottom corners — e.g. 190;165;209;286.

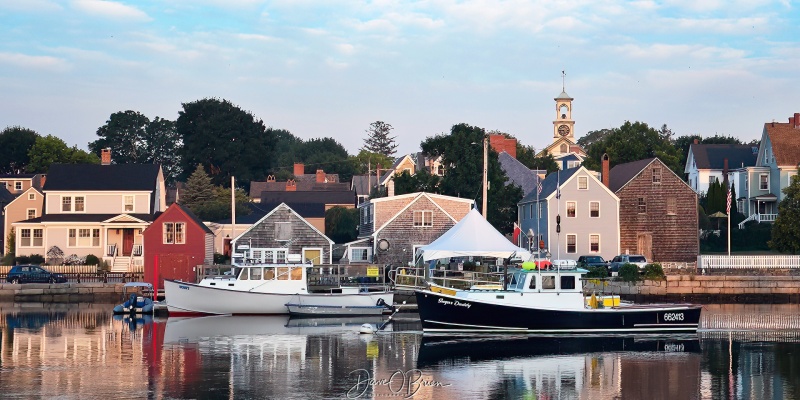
416;288;701;333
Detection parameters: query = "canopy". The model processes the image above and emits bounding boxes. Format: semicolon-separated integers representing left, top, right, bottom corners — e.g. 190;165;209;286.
418;208;532;261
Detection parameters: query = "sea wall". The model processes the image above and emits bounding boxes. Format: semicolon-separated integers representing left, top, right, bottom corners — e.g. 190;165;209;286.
0;283;140;303
584;275;800;303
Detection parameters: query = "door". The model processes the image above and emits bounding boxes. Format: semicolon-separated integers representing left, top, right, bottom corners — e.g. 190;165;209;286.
303;249;322;265
637;233;653;262
122;229;134;256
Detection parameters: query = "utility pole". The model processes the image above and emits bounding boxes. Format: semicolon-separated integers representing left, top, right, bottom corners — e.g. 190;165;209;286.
482;135;488;218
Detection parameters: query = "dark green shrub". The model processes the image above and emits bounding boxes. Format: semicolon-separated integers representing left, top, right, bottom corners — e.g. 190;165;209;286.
586;266;609;279
28;254;45;265
213;252;230;265
85;254;100;265
1;253;14;266
618;263;641;282
15;255;31;265
643;263;665;280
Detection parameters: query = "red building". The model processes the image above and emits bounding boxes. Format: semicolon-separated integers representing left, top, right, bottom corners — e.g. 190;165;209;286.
143;203;213;288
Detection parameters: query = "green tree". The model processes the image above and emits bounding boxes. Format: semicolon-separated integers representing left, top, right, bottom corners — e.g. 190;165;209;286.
271;129;303;180
181;164;251;221
143;117;182;183
421;123;522;232
393;170;441;195
88;110;148;163
177;98;275;188
583;121;681;175
674;134;743;174
577;128;612;150
325;206;359;243
0;126;39;173
296;137;356;182
181;164;215;212
361;121;398;157
26;135;99;173
769;175;800;254
350;150;394;176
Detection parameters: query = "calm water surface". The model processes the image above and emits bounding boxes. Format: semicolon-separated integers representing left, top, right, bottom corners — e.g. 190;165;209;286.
2;303;800;399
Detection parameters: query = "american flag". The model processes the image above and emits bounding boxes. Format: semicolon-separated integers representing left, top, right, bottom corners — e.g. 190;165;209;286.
726;188;732;214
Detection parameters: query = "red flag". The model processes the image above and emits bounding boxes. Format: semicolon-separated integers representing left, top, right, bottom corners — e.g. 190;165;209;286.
727;188;732;214
512;223;521;246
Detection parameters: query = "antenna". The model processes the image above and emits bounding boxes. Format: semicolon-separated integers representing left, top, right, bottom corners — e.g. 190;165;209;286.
562;70;566;92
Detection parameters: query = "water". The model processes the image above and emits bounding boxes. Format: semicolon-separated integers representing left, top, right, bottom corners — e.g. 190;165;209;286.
2;303;800;399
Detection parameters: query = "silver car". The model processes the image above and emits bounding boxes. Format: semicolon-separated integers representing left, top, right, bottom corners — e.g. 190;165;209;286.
609;255;648;274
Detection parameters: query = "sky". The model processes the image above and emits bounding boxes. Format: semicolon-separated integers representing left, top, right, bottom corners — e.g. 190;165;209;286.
1;0;799;157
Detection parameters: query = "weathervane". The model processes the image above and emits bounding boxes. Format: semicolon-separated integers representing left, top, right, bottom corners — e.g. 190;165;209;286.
562;70;566;92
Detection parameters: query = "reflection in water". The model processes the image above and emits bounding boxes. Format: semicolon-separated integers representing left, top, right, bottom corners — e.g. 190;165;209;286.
2;303;800;399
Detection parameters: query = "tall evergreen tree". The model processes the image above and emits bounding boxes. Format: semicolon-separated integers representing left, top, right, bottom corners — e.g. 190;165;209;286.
361;121;398;157
769;175;800;254
181;164;215;212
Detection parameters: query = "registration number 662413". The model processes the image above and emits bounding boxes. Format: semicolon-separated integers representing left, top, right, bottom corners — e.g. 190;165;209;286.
663;312;684;322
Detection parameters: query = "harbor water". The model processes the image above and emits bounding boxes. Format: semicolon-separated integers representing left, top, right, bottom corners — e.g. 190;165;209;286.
1;303;800;399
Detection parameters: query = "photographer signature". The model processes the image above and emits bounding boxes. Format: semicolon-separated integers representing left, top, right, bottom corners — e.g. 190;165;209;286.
346;368;450;398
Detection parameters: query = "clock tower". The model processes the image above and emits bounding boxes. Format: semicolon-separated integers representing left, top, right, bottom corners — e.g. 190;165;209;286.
553;89;575;142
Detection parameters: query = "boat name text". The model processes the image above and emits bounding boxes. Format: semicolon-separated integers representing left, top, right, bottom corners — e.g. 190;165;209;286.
437;298;472;308
179;285;190;290
663;312;684;322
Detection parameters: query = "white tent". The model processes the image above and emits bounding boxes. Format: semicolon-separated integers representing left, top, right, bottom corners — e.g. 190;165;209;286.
418;208;532;261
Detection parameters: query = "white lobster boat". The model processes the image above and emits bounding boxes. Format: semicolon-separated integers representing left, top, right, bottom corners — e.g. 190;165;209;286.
164;263;394;316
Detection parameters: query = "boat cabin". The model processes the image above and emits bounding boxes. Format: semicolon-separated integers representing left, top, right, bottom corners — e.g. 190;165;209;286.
199;264;309;294
505;267;586;294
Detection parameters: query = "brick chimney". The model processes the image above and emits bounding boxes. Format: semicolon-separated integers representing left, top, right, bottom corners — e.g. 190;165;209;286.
489;134;517;159
101;148;112;165
286;179;296;191
794;113;800;128
601;154;610;188
293;163;304;176
316;169;326;183
39;174;46;189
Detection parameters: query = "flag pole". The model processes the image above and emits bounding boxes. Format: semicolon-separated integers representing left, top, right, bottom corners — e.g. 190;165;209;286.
727;186;731;257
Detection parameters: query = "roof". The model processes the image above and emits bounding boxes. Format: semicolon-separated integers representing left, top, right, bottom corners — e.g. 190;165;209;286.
16;213;157;223
232;202;333;245
689;144;758;170
0;174;37;179
765;122;800;166
173;203;213;234
0;186;13;204
259;190;355;206
498;151;541;197
555;91;573;100
519;167;581;203
608;158;657;192
249;180;349;197
215;202;327;224
44;164;161;191
351;174;377;197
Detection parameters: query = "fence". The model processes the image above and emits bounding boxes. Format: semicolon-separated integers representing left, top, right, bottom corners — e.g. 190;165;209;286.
698;255;800;272
0;265;99;274
702;313;800;331
0;271;144;283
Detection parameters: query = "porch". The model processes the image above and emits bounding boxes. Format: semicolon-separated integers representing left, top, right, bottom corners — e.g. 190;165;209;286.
103;227;144;273
738;194;778;229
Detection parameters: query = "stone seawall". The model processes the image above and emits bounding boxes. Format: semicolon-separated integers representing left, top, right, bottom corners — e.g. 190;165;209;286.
584;275;800;303
0;283;138;303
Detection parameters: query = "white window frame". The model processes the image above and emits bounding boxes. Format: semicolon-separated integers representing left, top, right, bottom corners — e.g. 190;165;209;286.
652;167;662;184
67;228;98;247
28;193;35;200
123;195;134;213
62;196;72;212
577;176;588;190
349;247;370;262
413;210;433;227
589;201;600;218
759;173;769;191
26;208;36;220
175;222;186;244
61;196;85;212
15;181;22;190
163;223;175;244
566;234;577;254
589;234;600;253
19;228;42;247
638;197;646;214
412;245;425;263
302;247;324;264
566;201;576;218
249;248;288;264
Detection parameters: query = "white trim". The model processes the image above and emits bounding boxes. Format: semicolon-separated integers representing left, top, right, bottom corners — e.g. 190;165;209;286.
348;246;371;262
613;158;693;193
17;227;44;248
565;201;576;218
67;227;101;248
589;201;600;218
28;193;36;200
44;190;153;194
14;181;22;191
26;208;37;220
566;233;577;254
232;202;334;246
60;195;86;213
301;247;324;264
759;173;769;191
577;176;588;190
372;193;473;238
123;195;135;213
589;233;600;253
412;210;433;227
544;167;620;201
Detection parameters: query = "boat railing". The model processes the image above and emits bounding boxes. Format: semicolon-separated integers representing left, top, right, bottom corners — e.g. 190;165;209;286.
193;264;392;288
393;266;505;290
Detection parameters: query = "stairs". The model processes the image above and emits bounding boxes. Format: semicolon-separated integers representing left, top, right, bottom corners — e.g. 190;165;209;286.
111;256;131;273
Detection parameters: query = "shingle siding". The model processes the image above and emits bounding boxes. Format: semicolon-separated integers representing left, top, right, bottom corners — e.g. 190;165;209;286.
237;206;332;263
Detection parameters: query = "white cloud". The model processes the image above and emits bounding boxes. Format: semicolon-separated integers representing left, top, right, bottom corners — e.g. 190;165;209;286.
667;17;770;34
610;43;747;61
71;0;151;21
325;58;349;69
0;52;69;71
0;0;63;12
236;33;279;42
336;43;356;55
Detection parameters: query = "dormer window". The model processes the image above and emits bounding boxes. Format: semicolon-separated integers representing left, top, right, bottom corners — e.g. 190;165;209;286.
124;195;134;212
15;181;22;191
62;196;85;212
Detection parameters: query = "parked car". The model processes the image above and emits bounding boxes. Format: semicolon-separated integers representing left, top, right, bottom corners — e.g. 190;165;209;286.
5;265;67;284
608;255;649;274
577;255;609;276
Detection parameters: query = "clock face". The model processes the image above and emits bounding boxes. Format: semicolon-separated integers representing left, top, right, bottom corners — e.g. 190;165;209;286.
558;125;570;136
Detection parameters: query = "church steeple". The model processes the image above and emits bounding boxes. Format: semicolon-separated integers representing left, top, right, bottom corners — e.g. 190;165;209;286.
553;71;575;144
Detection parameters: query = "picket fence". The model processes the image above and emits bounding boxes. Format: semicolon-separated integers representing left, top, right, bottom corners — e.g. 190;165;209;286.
0;265;99;274
698;255;800;270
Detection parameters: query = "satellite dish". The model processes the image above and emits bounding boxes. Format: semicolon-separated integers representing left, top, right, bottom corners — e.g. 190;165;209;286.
378;239;390;251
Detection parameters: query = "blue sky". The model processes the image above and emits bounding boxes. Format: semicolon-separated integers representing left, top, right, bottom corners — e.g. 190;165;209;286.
1;0;798;157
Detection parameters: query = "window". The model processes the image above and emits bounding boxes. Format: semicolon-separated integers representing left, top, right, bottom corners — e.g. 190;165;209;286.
19;228;42;247
163;223;175;244
539;203;544;219
542;275;556;290
15;181;22;190
560;144;568;153
652;167;662;184
124;196;134;212
62;196;72;212
760;174;769;191
566;234;576;253
175;223;185;244
528;275;536;289
162;223;185;244
566;202;576;218
590;234;600;253
667;198;677;215
637;197;646;213
567;160;580;169
413;210;433;227
578;176;588;190
351;247;369;262
708;176;716;186
275;222;292;241
75;197;84;212
560;276;576;290
28;193;35;200
530;204;535;219
68;228;98;247
590;202;599;218
61;196;85;212
26;209;36;220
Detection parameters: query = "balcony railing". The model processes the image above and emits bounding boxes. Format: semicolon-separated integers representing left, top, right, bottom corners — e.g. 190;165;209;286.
106;244;117;257
132;244;143;257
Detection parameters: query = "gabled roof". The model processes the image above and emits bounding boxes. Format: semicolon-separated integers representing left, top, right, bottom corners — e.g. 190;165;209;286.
259;190;355;206
175;203;213;234
351;174;377;197
232;203;333;245
497;151;541;197
15;213;157;223
688;144;758;170
249;178;347;197
44;164;161;191
380;154;416;184
4;186;42;208
537;138;586;157
519;167;581;203
764;122;800;166
215;202;327;224
608;158;657;192
0;173;37;179
372;192;472;238
0;186;14;204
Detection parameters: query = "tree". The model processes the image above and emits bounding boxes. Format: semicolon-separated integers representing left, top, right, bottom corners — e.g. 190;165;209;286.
393;170;441;195
583;121;681;175
143;117;182;183
26;135;99;173
295;137;356;182
181;164;216;212
576;128;612;149
0;126;39;173
325;206;359;244
361;121;398;157
88;110;148;163
769;175;800;254
350;150;394;176
178;98;275;188
421;123;523;232
181;164;251;221
518;148;558;174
